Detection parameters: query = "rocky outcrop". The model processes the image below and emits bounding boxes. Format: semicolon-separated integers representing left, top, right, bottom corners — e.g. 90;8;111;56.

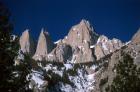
94;30;140;92
71;42;95;63
95;35;123;60
33;28;54;61
94;45;105;60
48;42;72;62
19;29;35;56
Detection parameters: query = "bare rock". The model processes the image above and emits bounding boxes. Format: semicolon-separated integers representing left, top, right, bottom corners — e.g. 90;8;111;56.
65;19;98;47
19;29;35;56
48;42;72;62
94;45;105;60
71;42;95;63
95;35;123;60
63;19;98;63
33;28;54;61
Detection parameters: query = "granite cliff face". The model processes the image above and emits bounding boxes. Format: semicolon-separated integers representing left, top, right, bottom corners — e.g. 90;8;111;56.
33;28;54;61
19;29;35;56
20;20;124;63
64;19;98;47
63;19;98;63
48;42;72;62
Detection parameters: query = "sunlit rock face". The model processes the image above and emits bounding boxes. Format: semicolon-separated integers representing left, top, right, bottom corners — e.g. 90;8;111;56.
60;19;98;63
47;42;72;62
20;29;36;56
95;35;123;60
65;19;98;47
33;28;54;61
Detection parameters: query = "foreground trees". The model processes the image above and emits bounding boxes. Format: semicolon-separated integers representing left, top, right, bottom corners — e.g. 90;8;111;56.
0;2;32;92
106;52;140;92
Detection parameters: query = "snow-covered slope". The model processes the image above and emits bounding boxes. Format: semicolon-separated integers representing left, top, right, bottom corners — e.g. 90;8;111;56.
27;62;99;92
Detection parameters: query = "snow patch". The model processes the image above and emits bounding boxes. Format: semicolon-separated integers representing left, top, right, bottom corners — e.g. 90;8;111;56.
64;64;73;70
73;27;77;31
65;36;68;39
11;35;16;41
125;41;131;45
71;54;77;63
29;70;45;88
113;38;118;43
32;74;44;87
54;39;61;44
90;45;95;48
84;40;87;43
48;54;53;58
77;32;80;37
102;43;108;50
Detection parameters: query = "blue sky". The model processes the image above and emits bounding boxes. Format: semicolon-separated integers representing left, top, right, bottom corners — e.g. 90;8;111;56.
3;0;140;42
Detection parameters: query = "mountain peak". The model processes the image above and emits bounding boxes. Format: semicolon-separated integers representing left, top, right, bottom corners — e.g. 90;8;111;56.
33;29;54;61
19;29;35;55
65;20;98;47
79;19;90;26
24;29;29;33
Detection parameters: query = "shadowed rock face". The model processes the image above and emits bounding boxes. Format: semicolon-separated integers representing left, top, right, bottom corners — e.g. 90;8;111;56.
48;42;72;62
20;29;35;56
33;28;54;61
132;28;140;44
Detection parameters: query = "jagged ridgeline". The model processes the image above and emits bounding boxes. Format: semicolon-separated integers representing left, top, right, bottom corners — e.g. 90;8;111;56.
16;20;140;92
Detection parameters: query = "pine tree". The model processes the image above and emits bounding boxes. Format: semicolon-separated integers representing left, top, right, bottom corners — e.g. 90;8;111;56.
0;2;18;91
0;2;32;92
106;52;140;92
12;54;33;92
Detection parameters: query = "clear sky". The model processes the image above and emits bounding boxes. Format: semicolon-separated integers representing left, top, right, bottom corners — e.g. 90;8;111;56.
3;0;140;42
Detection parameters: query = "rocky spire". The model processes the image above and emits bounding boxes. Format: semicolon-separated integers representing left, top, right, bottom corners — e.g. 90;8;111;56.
65;19;99;47
19;29;35;56
33;28;54;61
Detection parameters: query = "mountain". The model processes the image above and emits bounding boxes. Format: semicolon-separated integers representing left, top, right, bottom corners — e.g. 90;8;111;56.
64;19;99;47
18;20;140;92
